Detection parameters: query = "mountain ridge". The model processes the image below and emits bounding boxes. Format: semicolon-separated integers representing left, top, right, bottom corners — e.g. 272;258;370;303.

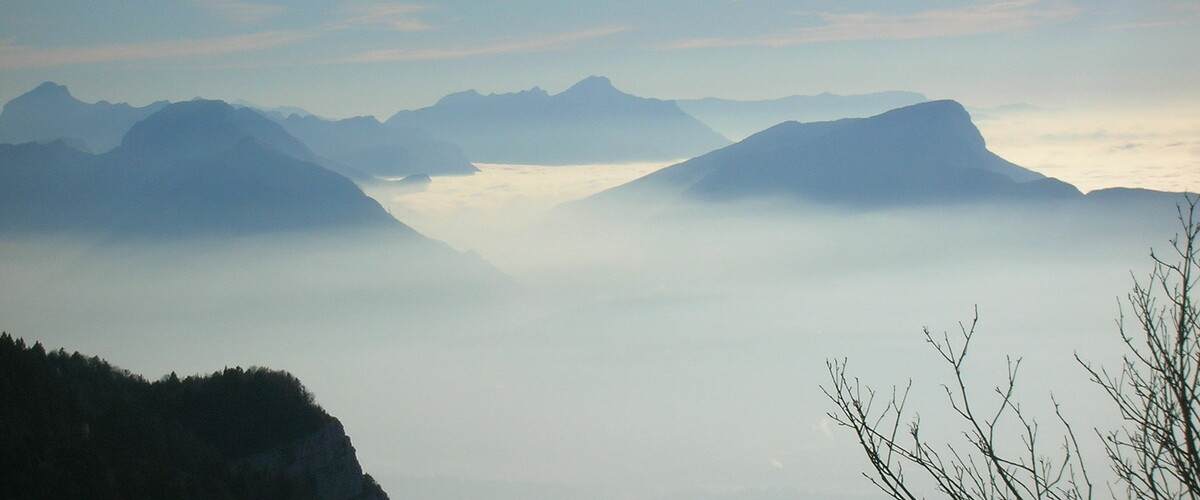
0;82;168;153
0;100;411;239
385;76;731;165
583;100;1080;210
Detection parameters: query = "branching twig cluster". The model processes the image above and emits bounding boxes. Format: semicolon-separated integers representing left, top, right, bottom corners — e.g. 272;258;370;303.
824;309;1092;500
1078;198;1200;500
825;197;1200;500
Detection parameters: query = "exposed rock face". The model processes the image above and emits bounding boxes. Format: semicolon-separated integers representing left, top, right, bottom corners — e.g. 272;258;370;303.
230;419;388;500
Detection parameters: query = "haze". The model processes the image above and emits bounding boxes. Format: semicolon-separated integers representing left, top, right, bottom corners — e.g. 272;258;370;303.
2;1;1199;499
0;169;1180;499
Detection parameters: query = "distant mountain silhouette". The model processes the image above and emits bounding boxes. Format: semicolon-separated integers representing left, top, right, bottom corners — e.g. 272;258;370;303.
385;76;731;165
676;91;928;140
117;99;321;165
274;114;477;178
584;100;1085;209
0;100;409;239
0;82;168;153
232;99;316;118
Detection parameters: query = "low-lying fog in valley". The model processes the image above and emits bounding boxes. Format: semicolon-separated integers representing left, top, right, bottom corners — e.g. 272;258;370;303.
2;158;1188;499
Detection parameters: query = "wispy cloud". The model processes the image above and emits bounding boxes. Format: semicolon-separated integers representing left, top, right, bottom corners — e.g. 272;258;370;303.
338;26;630;63
1109;21;1192;30
329;3;436;32
0;31;307;69
190;0;286;24
662;1;1079;49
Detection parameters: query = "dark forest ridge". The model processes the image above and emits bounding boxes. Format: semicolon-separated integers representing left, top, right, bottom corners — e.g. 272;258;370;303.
0;333;389;499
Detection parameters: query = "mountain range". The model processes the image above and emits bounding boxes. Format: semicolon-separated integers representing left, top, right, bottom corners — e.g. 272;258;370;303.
0;82;168;154
675;91;928;140
386;76;731;165
274;114;477;179
0;82;475;181
0;99;406;239
584;100;1176;210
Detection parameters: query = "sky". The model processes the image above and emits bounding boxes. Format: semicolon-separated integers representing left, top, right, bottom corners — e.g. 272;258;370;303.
1;0;1198;119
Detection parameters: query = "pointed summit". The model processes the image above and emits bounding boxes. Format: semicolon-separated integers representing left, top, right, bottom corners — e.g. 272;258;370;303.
561;76;620;97
28;81;72;99
5;82;84;114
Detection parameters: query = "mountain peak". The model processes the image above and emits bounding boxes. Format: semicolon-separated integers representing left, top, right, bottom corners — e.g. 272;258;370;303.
30;81;72;98
9;82;79;108
863;100;982;150
118;99;316;164
436;89;484;106
878;99;969;119
562;76;620;96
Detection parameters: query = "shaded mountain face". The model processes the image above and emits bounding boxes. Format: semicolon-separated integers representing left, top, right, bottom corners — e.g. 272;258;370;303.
675;91;928;140
0;82;167;153
0;100;408;239
275;114;477;178
117;99;319;165
386;76;732;165
585;100;1082;210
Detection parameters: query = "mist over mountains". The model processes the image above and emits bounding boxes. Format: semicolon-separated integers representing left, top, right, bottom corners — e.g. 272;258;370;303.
0;77;1192;500
386;76;732;165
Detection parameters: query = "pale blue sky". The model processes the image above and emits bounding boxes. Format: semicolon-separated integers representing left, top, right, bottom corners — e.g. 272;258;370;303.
0;0;1197;118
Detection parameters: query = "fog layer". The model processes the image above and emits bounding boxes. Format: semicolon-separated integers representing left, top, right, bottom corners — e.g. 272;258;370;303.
2;163;1184;499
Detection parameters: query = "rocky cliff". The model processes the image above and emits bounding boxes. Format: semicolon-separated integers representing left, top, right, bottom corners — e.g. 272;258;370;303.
231;419;388;500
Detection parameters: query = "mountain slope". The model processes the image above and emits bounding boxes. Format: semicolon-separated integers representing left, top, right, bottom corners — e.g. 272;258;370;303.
675;91;928;140
0;82;167;153
385;76;731;165
585;100;1079;209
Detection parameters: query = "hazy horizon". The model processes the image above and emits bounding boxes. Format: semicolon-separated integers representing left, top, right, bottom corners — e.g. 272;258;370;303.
3;1;1198;498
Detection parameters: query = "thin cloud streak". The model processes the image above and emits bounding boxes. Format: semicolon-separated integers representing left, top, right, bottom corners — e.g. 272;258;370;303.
328;3;435;32
0;31;308;69
1109;21;1194;31
662;1;1079;49
338;26;630;63
190;0;286;24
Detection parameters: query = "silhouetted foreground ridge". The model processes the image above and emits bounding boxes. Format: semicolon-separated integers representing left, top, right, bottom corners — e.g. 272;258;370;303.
0;333;388;500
